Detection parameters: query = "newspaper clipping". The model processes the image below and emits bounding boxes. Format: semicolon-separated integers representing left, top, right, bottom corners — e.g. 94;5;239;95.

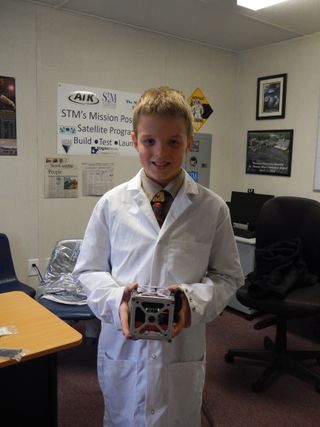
45;157;78;198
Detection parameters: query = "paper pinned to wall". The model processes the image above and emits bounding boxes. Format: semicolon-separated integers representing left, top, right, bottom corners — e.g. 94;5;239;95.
45;157;78;198
82;162;114;196
57;82;140;156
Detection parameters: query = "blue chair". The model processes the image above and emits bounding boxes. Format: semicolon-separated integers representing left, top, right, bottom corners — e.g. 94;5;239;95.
0;233;36;297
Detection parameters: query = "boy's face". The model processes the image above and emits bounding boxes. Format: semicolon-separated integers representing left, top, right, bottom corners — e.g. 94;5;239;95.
131;114;192;187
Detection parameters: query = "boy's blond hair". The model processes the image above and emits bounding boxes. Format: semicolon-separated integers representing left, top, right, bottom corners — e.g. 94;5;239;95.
133;86;194;138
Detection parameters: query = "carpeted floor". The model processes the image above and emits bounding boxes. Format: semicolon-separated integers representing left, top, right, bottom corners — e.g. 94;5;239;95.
203;309;320;427
58;337;103;427
58;308;320;427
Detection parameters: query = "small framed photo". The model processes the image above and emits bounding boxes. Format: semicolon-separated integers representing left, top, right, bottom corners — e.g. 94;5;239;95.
246;129;293;177
256;73;287;120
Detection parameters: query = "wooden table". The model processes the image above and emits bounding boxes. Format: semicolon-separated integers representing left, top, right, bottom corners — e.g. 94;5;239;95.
0;291;82;426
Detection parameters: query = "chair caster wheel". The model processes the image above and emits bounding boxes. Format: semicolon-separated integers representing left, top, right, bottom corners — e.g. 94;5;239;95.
252;381;264;393
225;352;234;363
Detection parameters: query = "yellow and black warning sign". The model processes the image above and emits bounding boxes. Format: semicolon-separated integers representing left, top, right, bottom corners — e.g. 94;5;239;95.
188;88;213;132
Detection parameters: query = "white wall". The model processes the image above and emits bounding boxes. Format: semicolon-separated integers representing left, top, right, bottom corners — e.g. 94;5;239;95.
0;2;39;284
3;1;320;289
0;0;236;287
233;34;320;200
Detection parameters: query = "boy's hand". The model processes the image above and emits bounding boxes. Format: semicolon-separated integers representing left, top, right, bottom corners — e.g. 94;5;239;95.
167;285;191;337
119;282;138;339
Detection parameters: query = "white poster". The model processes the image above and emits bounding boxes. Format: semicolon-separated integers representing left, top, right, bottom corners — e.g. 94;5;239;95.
45;157;78;198
57;83;140;156
82;163;114;196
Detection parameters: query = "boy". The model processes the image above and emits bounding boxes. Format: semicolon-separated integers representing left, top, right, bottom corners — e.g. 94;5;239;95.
73;86;243;427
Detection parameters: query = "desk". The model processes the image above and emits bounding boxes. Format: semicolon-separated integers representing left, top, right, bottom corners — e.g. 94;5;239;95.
0;291;82;426
228;236;256;317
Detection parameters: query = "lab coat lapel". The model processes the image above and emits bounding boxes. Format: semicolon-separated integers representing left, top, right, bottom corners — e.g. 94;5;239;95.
133;191;160;231
161;171;199;232
127;171;160;232
164;192;192;230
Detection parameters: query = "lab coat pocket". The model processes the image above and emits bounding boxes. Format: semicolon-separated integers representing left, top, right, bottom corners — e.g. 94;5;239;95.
98;356;137;423
168;360;204;427
168;241;211;284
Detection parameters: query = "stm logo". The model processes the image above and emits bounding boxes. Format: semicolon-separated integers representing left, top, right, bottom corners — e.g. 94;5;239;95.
102;91;117;108
68;91;99;105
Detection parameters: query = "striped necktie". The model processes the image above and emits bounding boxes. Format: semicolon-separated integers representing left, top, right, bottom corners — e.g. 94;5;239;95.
151;190;173;227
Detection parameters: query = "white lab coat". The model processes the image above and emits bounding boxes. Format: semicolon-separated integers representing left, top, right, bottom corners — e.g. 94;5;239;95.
73;170;244;427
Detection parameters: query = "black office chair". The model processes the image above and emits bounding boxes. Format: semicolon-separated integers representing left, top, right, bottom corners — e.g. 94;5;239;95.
225;196;320;392
0;232;36;297
37;239;95;322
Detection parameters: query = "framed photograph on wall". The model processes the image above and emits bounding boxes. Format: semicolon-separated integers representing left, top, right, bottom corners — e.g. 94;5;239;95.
246;129;293;176
256;73;287;120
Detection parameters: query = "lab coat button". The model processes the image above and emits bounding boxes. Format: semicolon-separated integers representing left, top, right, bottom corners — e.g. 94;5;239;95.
192;307;196;311
151;409;155;415
151;354;157;359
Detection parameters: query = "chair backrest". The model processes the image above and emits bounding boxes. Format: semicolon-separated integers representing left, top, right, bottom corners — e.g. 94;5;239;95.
0;233;17;285
256;196;320;276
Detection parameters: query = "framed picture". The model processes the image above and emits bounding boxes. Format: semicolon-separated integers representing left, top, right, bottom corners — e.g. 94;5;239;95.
256;73;287;120
246;129;293;176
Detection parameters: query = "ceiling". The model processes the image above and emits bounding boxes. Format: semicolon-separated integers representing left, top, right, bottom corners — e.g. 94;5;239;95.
16;0;320;52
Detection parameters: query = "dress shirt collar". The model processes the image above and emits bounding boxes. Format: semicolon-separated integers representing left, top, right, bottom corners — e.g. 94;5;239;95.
141;169;184;201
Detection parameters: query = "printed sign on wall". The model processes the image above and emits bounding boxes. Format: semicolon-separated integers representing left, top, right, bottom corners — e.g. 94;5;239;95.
188;88;213;132
57;83;140;156
82;162;114;196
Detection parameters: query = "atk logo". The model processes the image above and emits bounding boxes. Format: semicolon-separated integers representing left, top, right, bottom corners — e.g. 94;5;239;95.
102;91;117;108
68;91;99;105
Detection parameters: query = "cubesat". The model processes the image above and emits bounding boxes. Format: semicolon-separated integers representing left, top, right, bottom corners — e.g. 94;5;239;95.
129;289;182;341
